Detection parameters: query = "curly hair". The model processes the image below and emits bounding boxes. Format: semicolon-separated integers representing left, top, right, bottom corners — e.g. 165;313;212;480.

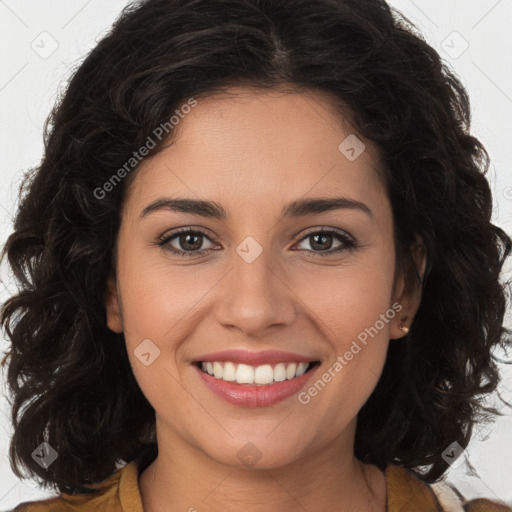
1;0;511;495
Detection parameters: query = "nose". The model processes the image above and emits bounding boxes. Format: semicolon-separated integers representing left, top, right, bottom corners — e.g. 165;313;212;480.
214;240;297;338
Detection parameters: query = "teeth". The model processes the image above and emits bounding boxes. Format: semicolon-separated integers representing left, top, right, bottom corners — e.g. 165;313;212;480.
254;364;273;385
296;362;309;377
236;363;254;384
213;362;223;379
200;361;313;385
286;363;297;379
222;362;236;381
273;363;286;382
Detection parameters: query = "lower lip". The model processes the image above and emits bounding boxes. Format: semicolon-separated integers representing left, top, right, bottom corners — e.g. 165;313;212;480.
194;363;319;407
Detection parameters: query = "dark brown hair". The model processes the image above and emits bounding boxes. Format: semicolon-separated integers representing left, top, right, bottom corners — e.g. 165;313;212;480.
1;0;511;495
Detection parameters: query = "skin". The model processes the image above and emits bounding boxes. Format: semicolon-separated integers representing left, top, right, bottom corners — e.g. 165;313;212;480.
105;86;426;512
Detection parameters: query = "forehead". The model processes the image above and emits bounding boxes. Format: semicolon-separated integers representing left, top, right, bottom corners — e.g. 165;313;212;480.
125;86;389;218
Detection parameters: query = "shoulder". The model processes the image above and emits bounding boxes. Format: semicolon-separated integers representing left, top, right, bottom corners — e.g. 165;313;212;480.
9;461;142;512
385;464;511;512
463;499;512;512
430;478;512;512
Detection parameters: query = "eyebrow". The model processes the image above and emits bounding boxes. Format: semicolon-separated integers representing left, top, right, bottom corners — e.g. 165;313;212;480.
139;196;374;221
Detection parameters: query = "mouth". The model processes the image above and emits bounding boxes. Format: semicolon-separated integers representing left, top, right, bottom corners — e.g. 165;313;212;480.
193;360;321;386
191;349;322;407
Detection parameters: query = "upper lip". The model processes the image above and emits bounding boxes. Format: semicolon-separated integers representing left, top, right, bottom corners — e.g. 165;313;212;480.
193;350;317;366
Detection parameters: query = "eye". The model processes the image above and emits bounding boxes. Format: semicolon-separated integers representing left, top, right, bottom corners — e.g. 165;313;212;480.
294;229;357;256
155;227;357;258
156;228;218;257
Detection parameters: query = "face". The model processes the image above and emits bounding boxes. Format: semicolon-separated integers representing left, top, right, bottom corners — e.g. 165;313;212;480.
105;86;423;469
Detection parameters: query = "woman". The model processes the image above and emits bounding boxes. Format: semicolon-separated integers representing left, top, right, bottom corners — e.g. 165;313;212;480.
1;0;511;510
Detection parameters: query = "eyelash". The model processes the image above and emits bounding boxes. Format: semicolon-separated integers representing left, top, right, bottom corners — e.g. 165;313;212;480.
155;227;358;258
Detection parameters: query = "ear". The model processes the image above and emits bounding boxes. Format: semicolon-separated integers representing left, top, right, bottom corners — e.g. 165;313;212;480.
104;275;123;333
389;234;427;340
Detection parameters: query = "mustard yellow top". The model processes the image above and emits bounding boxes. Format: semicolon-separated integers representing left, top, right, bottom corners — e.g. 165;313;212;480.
11;462;512;512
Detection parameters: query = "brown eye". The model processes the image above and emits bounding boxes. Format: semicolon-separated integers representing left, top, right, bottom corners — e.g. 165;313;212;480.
156;228;218;256
177;232;204;251
295;229;356;257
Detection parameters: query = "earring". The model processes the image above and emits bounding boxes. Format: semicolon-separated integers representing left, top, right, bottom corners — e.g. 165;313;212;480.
399;323;409;334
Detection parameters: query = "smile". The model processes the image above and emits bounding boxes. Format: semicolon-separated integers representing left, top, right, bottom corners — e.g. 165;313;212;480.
198;361;316;385
193;359;321;407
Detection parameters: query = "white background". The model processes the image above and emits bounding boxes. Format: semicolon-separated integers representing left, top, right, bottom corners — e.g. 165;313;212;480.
0;0;511;509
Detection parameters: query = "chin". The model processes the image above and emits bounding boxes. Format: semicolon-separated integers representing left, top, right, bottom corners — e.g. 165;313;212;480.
200;436;307;471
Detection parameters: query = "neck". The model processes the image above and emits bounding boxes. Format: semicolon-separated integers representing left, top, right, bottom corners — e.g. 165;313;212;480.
139;419;387;512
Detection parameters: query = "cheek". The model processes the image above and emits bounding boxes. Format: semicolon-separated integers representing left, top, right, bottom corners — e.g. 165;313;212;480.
117;253;208;347
295;255;395;411
294;251;396;340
